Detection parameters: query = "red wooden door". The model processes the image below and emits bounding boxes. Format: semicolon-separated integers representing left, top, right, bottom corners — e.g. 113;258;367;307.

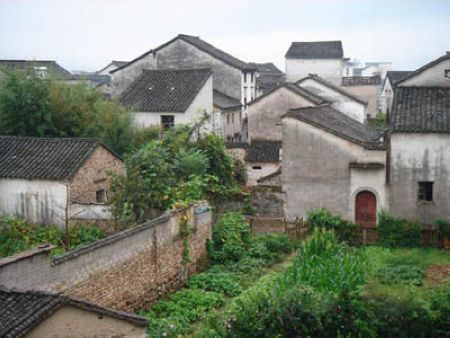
355;191;377;227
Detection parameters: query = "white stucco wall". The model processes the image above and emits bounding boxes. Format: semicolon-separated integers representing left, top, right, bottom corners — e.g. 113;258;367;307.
133;75;213;129
0;179;67;227
398;58;450;87
297;79;366;123
286;59;343;85
246;162;280;186
380;78;394;114
282;117;386;221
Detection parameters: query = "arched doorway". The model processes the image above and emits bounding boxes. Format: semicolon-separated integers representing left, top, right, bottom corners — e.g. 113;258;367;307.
355;191;377;227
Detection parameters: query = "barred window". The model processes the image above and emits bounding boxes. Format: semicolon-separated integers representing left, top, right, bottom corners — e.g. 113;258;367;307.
418;181;433;202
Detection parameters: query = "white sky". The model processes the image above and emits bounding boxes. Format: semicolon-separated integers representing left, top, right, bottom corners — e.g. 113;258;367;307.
0;0;449;72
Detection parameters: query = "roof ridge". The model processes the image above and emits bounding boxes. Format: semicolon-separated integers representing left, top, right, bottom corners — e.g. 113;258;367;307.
0;135;99;142
142;68;212;73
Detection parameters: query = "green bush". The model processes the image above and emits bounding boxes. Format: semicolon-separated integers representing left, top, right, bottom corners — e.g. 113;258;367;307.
378;210;421;247
434;218;450;234
209;212;251;264
187;270;242;296
308;208;357;243
377;264;425;286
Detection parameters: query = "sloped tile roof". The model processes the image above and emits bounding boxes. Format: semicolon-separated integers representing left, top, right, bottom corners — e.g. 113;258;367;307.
391;87;450;133
0;60;72;78
297;74;368;106
0;136;118;181
385;71;411;85
285;41;343;59
284;105;383;148
248;62;285;93
0;288;148;338
96;60;128;74
213;89;241;110
245;140;282;163
120;69;212;112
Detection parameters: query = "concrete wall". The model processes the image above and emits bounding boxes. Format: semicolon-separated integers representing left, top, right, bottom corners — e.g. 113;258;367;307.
389;133;450;223
0;202;212;312
248;86;316;142
0;179;67;227
297;78;366;123
343;84;380;117
28;305;146;338
286;59;343;85
133;76;213;129
155;39;245;102
282;117;386;221
246;162;279;186
221;108;242;141
111;54;155;96
70;146;125;204
398;58;450;87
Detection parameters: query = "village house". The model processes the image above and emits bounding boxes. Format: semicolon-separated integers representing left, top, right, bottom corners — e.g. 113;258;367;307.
380;70;411;114
296;74;368;123
120;68;214;131
110;34;257;109
248;62;285;96
0;60;72;79
285;41;344;85
245;140;282;186
214;89;242;141
0;288;148;338
0;137;124;228
388;52;450;224
341;75;382;118
96;60;128;76
247;83;327;142
281;105;385;224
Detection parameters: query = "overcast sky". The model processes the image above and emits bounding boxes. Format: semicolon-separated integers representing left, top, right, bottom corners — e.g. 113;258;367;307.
0;0;449;72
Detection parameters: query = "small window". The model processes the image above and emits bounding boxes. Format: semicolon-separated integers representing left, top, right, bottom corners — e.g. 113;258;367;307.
251;72;254;82
226;114;230;124
252;166;262;170
231;113;234;123
96;189;107;203
161;115;174;131
418;181;433;202
445;70;450;79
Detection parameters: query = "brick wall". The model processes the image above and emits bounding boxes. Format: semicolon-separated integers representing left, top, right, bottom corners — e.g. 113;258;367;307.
0;202;211;312
70;146;124;204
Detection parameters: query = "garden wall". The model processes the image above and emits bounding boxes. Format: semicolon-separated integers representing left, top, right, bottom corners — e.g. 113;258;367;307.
0;201;212;312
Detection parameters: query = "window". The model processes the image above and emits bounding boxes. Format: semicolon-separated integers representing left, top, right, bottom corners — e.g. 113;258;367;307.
226;114;230;124
418;181;433;202
445;70;450;79
161;115;174;131
252;166;262;170
231;113;234;123
251;72;254;82
96;189;107;203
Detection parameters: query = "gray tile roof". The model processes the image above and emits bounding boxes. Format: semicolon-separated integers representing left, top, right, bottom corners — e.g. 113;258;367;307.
297;74;368;106
213;89;241;110
249;82;328;107
0;60;72;78
391;87;450;133
245;140;282;163
0;288;148;338
395;52;450;86
120;69;212;112
284;105;383;148
385;71;411;85
96;60;128;74
248;62;285;93
112;34;256;74
342;76;381;86
285;41;343;59
0;136;118;181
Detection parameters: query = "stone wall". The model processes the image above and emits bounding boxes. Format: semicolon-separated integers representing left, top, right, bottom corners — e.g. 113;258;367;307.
70;145;124;204
0;202;211;312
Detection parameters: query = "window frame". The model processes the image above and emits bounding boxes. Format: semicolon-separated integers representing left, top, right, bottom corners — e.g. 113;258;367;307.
417;181;434;203
161;115;175;131
96;188;107;204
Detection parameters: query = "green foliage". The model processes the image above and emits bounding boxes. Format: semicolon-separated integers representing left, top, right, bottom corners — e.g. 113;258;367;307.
378;210;422;247
210;212;251;263
129;125;161;149
173;149;209;179
0;68;134;155
141;289;224;338
434;218;450;234
308;208;357;243
233;158;247;185
367;112;387;130
0;216;105;257
377;264;425;286
187;270;242;296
